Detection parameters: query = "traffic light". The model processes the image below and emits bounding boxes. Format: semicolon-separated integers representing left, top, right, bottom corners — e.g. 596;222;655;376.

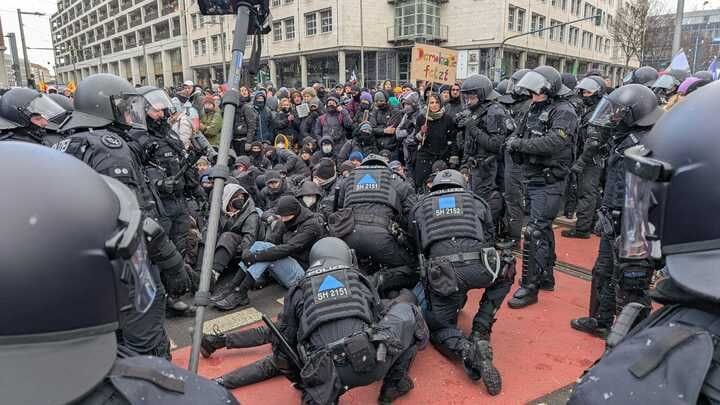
594;12;602;26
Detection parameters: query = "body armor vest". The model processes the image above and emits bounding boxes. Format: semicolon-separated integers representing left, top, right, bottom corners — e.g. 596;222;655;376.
299;264;375;341
416;188;485;251
344;166;401;213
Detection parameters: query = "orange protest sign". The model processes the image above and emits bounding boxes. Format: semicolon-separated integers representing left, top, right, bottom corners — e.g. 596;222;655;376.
66;80;77;94
410;44;458;85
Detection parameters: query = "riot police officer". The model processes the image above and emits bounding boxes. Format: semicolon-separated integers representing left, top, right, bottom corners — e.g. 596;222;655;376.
569;81;720;405
570;84;663;337
456;74;512;223
337;154;418;295
0;141;237;405
56;73;190;357
202;237;426;405
0;87;68;145
505;65;578;308
497;69;533;245
622;65;659;87
651;68;690;110
562;75;607;239
412;169;514;395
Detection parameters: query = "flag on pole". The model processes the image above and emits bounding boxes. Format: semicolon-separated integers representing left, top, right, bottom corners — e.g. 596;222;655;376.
663;49;690;73
708;57;718;80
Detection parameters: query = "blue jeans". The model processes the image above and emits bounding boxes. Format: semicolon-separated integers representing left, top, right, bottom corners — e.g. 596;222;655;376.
245;241;305;288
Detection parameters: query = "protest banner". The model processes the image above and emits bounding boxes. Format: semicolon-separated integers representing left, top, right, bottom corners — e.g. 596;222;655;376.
410;44;458;85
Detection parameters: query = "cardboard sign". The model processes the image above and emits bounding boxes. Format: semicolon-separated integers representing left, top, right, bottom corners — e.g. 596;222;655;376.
410;44;458;85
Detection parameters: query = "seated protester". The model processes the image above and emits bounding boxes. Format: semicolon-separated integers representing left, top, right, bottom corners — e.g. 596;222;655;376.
233;156;266;210
252;92;274;144
370;91;403;161
312;158;342;219
248;141;272;172
301;135;317;154
299;97;321;141
351;91;374;129
196;156;210;176
272;98;300;146
339;122;381;161
349;151;364;168
339;160;355;178
390;160;416;193
296;180;323;214
235;196;326;298
413;93;459;189
344;85;362;119
199;96;223;145
299;147;314;173
208;184;260;310
311;135;340;166
313;96;353;151
261;170;293;210
266;144;310;178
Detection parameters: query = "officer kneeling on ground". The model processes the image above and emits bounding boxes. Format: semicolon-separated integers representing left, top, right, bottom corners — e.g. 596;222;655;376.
201;237;429;405
0;142;237;405
569;82;720;405
412;169;515;395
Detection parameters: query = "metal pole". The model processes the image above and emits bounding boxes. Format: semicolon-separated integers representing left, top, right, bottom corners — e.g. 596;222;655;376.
692;30;700;72
17;10;32;87
672;0;685;56
221;17;227;81
7;33;21;86
188;3;251;373
359;0;364;86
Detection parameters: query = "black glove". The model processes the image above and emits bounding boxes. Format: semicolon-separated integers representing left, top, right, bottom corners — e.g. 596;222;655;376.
570;160;585;174
164;264;191;296
505;136;522;152
156;178;179;194
242;249;257;265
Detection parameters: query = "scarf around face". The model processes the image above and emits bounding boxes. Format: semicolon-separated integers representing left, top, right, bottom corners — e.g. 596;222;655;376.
425;107;445;121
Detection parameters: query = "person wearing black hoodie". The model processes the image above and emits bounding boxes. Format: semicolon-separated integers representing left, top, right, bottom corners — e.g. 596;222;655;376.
261;170;293;210
272;97;301;146
313;96;353;150
413;94;459;189
313;158;342;219
252;92;274;144
248;141;272;172
311;135;340;166
233;86;258;156
370;91;403;160
295;179;323;214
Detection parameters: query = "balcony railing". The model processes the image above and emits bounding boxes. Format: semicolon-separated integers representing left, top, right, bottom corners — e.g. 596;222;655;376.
386;24;448;44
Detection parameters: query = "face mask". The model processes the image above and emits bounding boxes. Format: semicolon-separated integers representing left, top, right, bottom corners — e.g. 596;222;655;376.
322;144;333;154
327;103;338;111
251;149;261;156
302;195;317;208
281;107;291;112
403;104;414;114
231;196;246;210
376;102;387;109
360;102;370;110
204;108;214;113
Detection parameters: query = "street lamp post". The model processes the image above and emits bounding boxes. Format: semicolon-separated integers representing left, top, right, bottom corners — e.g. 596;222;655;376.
17;9;46;87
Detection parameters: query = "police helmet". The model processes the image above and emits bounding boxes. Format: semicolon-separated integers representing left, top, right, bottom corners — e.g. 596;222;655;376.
623;66;659;87
361;153;389;167
137;86;174;119
0;87;67;127
561;73;578;90
47;93;74;112
651;69;690;91
430;169;467;191
460;74;499;105
589;84;663;129
62;73;147;131
516;65;569;97
495;79;510;95
621;82;720;301
693;70;714;82
309;237;354;267
577;76;606;96
0;142;156;405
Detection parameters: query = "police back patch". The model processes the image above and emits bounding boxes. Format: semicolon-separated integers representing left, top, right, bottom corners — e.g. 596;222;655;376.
434;195;463;216
312;270;350;303
355;174;378;191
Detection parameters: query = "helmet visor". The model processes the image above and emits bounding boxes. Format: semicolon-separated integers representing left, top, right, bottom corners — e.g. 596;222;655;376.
589;96;630;128
651;75;677;90
622;70;635;85
577;77;602;94
111;94;147;129
619;172;654;259
515;71;549;94
143;89;173;112
24;94;67;120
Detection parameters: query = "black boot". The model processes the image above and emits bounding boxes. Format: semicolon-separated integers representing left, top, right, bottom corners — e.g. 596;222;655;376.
507;287;538;308
570;317;610;339
221;355;281;388
378;374;414;404
201;326;227;358
539;270;556;291
470;328;491;343
209;271;236;303
462;339;502;395
508;231;539;308
214;272;253;311
561;229;590;239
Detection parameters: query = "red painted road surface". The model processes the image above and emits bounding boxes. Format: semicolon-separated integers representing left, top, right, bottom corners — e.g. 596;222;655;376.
173;236;606;405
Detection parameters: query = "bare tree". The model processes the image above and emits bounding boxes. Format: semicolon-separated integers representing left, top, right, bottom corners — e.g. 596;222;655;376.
642;13;674;68
611;0;670;68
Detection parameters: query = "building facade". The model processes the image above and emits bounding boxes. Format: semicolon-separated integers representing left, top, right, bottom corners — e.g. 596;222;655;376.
51;0;633;89
643;8;720;72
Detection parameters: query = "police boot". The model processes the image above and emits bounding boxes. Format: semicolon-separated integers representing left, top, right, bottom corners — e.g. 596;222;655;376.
561;229;590;239
570;317;610;339
539;270;556;291
200;325;227;358
508;229;539;309
378;374;414;404
470;328;491;343
461;340;502;396
214;272;253;311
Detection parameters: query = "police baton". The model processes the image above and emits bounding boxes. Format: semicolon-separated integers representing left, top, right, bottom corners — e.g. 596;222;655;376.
261;313;304;370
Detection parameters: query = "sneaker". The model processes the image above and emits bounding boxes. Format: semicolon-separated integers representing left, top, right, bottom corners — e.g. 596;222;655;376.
378;374;414;404
213;287;250;311
561;229;591;239
570;317;610;338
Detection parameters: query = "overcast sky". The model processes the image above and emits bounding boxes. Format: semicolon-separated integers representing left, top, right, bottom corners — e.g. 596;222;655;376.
1;0;720;75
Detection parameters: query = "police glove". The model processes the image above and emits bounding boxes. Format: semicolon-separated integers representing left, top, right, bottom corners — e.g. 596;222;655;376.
242;249;257;266
505;136;522;152
156;178;179;194
570;160;585;174
164;264;191;296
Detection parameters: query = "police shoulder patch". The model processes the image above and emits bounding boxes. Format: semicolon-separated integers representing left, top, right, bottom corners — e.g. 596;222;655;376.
54;138;71;152
312;270;350;304
101;133;123;149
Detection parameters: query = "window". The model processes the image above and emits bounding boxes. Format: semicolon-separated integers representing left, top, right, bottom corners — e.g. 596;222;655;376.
272;21;282;41
192;14;197;30
531;13;537;32
284;17;294;40
508;6;516;31
305;12;316;36
320;8;332;33
538;16;545;37
531;14;545;37
569;26;579;46
550;19;561;41
212;35;218;54
193;39;199;55
559;24;565;42
200;38;206;55
607;14;613;28
561;0;567;10
271;0;280;6
605;38;610;54
551;0;557;7
517;8;525;32
508;6;526;32
283;0;293;4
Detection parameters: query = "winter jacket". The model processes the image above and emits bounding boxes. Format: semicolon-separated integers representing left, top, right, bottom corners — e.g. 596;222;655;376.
313;109;353;148
234;102;258;142
369;105;403;152
217;184;260;259
254;206;326;268
272;109;301;145
200;109;223;145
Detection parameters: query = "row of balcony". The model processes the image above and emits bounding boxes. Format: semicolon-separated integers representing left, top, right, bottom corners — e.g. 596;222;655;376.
53;0;177;36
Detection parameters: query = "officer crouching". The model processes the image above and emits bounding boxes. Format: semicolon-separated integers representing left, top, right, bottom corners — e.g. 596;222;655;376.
201;237;428;405
412;169;516;395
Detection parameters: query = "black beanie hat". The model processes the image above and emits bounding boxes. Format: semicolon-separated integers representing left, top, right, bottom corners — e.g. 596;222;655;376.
314;158;336;180
276;195;302;217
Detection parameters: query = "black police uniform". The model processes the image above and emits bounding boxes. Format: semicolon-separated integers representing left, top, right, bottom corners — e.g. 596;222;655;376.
510;97;577;305
568;103;604;234
588;127;652;327
458;101;512;223
337;164;418;294
412;183;515;361
501;97;532;242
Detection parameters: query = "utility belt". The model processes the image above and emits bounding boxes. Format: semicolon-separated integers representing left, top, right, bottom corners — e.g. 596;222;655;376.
303;329;385;375
355;213;413;252
525;165;569;185
422;248;502;296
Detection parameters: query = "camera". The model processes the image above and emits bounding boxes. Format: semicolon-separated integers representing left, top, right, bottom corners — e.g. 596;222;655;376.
198;0;271;35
